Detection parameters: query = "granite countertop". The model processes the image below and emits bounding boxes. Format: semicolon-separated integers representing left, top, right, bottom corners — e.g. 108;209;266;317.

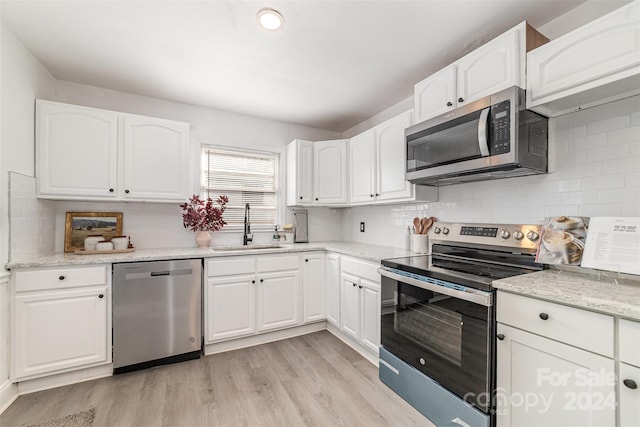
5;241;413;270
493;269;640;321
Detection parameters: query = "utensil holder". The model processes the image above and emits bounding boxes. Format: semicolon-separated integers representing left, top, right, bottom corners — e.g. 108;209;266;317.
412;234;430;254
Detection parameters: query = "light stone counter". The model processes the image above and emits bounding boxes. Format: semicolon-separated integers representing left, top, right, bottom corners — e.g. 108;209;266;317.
493;269;640;321
5;241;413;270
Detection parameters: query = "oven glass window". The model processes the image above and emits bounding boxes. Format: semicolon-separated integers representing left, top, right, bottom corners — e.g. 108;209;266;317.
381;277;493;413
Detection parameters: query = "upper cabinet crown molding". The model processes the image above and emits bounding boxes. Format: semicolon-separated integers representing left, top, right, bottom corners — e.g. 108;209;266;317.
527;1;640;117
414;21;548;124
36;99;193;203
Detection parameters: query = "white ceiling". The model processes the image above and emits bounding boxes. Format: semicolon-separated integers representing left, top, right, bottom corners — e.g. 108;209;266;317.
2;0;588;132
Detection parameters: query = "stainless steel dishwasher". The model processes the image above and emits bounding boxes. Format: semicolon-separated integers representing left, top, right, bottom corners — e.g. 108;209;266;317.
113;259;202;374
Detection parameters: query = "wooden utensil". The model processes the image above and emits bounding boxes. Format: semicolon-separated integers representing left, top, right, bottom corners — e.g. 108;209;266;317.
422;217;434;234
413;217;421;234
420;217;429;234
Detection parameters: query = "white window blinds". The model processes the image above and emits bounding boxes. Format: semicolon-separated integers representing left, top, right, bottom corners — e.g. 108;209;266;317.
201;147;279;226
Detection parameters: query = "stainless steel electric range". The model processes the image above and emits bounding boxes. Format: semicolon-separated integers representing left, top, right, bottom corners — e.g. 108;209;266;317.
378;222;543;427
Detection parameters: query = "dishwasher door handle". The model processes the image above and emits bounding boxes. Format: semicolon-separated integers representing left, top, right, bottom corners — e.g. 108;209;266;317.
150;271;170;277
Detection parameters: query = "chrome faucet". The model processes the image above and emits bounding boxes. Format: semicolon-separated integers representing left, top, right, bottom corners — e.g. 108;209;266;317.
243;203;253;245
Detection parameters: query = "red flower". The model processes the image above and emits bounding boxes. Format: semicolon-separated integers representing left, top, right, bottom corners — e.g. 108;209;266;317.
180;195;228;232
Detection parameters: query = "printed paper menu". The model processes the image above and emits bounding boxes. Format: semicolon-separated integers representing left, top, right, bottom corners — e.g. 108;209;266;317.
581;217;640;276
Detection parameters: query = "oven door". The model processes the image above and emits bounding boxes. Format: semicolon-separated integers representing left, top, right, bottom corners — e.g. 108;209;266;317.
379;268;494;414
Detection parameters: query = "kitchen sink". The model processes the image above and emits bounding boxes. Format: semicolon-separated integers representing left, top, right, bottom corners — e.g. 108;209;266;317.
211;244;283;251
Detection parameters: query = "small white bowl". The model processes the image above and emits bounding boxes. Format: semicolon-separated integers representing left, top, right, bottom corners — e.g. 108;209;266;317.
551;216;581;230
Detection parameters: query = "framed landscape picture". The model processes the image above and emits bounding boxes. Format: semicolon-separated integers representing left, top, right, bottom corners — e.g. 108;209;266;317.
64;212;123;252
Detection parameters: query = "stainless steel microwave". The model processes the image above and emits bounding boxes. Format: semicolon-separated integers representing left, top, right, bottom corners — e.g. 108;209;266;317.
405;86;548;186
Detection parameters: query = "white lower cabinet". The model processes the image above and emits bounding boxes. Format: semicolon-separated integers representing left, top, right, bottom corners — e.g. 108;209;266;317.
12;265;111;381
619;362;640;427
325;253;341;327
339;257;381;355
302;252;325;323
496;323;615;427
205;254;304;344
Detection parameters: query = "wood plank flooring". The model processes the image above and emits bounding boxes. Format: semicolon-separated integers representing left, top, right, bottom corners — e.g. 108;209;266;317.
0;331;435;427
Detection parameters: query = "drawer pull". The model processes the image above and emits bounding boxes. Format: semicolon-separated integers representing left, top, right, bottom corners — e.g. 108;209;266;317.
58;275;65;280
98;294;104;299
358;285;363;289
623;379;638;390
539;313;549;320
252;280;255;284
497;334;505;341
260;279;264;283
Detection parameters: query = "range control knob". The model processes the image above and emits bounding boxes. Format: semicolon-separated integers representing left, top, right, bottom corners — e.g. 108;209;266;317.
433;227;441;234
442;227;450;235
513;230;524;240
527;230;540;242
500;229;511;239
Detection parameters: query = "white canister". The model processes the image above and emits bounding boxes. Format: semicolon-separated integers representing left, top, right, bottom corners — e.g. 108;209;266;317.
95;240;113;251
84;235;103;251
412;234;430;254
111;236;128;250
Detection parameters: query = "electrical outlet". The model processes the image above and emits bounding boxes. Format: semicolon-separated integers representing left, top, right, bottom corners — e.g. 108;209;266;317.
360;222;365;232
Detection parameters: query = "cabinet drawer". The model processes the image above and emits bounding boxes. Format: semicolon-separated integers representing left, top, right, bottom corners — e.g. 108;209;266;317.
341;256;379;282
15;266;107;292
207;257;256;277
497;292;613;357
257;254;299;273
620;319;640;367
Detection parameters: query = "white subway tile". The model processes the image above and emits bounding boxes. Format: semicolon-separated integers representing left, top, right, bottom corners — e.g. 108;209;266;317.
582;174;625;191
580;204;623;217
599;189;640;204
586;116;630;135
586;144;630;163
602;157;640;175
547;179;582;193
573;134;606;151
561;191;599;205
626;172;640;188
608;126;640;145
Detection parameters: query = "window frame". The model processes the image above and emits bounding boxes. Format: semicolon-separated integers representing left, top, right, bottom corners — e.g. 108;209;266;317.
199;144;282;232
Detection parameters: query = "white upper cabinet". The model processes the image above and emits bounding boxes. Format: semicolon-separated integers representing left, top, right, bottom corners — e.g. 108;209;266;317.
457;27;521;104
414;66;457;123
349;110;438;206
313;139;349;205
36;100;118;199
376;110;414;202
414;22;548;123
286;139;314;206
349;129;377;204
286;138;349;206
36;100;193;202
120;114;191;201
527;1;640;116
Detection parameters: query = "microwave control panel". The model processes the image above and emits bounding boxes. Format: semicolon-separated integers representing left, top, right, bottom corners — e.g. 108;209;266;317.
490;100;511;155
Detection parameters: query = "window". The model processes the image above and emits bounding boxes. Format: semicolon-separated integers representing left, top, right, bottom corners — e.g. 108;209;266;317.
201;146;279;227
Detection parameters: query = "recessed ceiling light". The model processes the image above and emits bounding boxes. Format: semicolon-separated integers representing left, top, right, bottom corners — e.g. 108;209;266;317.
257;8;284;31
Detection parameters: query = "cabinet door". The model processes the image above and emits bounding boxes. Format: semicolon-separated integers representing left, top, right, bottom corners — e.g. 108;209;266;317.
620;363;640;427
302;253;325;323
206;275;256;342
496;323;615;427
360;278;380;355
349;130;376;204
256;270;300;332
313;140;349;205
286;139;314;206
36;100;118;199
457;27;521;105
527;2;640;113
376;110;414;202
13;286;109;380
325;253;341;327
414;65;457;122
340;272;361;341
120;114;191;202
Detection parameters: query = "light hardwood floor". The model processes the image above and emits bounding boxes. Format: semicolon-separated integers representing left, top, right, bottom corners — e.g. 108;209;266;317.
1;331;435;426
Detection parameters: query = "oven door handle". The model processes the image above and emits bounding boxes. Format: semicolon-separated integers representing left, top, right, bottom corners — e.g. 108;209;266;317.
378;268;493;307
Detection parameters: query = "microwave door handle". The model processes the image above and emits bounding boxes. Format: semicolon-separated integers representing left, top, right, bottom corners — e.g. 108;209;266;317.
477;107;490;157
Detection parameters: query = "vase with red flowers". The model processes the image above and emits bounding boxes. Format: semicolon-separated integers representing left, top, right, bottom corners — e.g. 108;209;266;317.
180;195;229;247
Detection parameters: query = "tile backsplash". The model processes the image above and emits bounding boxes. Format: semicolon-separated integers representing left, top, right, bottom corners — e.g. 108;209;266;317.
343;95;640;249
8;172;55;261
